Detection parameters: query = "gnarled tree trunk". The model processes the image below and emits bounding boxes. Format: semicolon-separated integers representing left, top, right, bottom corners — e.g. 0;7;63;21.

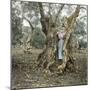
37;4;80;75
58;6;80;72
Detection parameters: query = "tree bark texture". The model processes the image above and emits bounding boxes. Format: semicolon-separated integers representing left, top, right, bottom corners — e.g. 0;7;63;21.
37;4;80;74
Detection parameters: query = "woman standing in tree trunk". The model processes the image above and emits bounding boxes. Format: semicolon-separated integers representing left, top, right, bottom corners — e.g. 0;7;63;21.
56;27;66;64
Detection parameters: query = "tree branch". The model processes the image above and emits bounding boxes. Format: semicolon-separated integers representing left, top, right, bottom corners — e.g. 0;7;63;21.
63;5;80;51
54;4;64;24
23;16;34;31
48;3;52;18
80;6;87;10
79;15;87;20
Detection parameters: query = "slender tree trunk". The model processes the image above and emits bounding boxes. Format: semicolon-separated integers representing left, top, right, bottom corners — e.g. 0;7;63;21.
38;2;48;36
58;6;80;72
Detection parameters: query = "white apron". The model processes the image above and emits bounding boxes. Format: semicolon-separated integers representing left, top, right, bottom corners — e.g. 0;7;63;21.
57;31;66;60
58;39;64;59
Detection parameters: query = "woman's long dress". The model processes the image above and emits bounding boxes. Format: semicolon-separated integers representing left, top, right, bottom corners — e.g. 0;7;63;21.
58;39;64;59
57;31;65;60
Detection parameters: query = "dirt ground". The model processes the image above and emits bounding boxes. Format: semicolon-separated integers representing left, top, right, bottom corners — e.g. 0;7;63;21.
11;47;88;90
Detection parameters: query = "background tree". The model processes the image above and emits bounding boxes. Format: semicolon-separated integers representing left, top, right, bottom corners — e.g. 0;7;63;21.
11;0;23;46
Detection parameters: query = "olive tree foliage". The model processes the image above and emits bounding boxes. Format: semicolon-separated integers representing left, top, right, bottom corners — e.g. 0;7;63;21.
11;0;23;46
21;2;46;49
75;7;87;48
11;1;87;49
21;2;39;30
11;1;46;49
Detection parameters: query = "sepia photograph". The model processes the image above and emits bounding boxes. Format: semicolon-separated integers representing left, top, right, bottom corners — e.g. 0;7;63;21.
11;0;88;89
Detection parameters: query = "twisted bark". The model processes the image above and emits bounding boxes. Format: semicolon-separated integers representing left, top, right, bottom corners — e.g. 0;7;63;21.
58;5;80;72
37;5;80;75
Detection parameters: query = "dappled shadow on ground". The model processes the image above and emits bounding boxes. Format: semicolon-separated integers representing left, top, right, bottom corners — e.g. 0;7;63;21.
11;47;88;89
